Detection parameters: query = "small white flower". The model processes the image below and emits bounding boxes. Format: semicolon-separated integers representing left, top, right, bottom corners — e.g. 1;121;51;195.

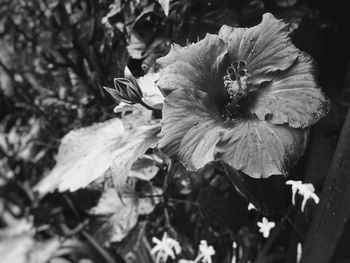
296;242;302;263
257;217;275;238
194;240;215;263
285;180;303;205
231;242;237;263
247;203;256;211
286;180;320;212
151;232;181;262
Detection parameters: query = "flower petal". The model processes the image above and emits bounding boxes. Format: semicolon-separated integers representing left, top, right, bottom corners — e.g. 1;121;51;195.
217;120;308;178
156;34;228;97
158;88;222;170
248;52;330;128
159;88;308;178
219;13;299;85
156;61;205;95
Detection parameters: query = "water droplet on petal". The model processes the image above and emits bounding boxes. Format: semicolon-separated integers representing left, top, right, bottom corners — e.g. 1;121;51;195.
270;160;276;165
194;121;198;126
248;152;254;157
260;145;265;150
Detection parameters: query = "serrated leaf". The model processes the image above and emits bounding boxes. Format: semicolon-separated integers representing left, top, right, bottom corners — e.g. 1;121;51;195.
35;118;125;195
112;123;161;194
129;154;163;181
90;185;161;245
35;116;161;196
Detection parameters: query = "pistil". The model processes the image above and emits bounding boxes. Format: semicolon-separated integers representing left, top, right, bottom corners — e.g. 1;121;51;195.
223;60;250;117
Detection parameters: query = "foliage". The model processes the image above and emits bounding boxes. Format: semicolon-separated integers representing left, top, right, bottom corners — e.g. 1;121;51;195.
0;1;349;263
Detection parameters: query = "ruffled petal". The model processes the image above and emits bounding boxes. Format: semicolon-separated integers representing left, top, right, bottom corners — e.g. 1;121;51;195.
218;120;308;178
159;88;308;178
248;52;330;128
156;61;206;95
219;13;299;85
156;34;228;96
158;88;222;169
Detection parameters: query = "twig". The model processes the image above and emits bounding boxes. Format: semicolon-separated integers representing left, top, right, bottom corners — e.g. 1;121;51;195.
81;230;116;263
285;216;305;240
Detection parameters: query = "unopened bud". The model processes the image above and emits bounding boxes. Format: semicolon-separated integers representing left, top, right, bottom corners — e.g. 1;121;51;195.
104;67;143;104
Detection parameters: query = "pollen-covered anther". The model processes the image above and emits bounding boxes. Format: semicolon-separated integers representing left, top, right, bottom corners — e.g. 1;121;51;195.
223;60;250;103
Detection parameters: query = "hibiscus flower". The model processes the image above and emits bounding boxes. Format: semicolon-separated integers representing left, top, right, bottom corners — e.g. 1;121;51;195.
156;13;329;178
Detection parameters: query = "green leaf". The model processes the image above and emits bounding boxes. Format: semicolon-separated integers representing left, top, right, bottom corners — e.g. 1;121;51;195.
90;185;161;245
129;153;164;181
35;118;125;195
35;117;160;195
112;123;161;194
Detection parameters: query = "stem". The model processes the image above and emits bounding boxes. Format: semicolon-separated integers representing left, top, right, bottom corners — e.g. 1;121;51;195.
81;230;116;263
255;207;294;263
285;216;305;240
139;99;161;112
162;160;178;237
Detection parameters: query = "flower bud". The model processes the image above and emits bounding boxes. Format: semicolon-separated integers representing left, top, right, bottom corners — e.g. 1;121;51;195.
104;67;143;104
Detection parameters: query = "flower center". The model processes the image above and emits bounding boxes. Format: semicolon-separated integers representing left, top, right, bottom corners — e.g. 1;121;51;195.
223;60;250;118
224;60;250;103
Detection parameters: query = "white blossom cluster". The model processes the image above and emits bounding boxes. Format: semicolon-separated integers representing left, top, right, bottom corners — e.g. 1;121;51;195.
286;180;320;212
